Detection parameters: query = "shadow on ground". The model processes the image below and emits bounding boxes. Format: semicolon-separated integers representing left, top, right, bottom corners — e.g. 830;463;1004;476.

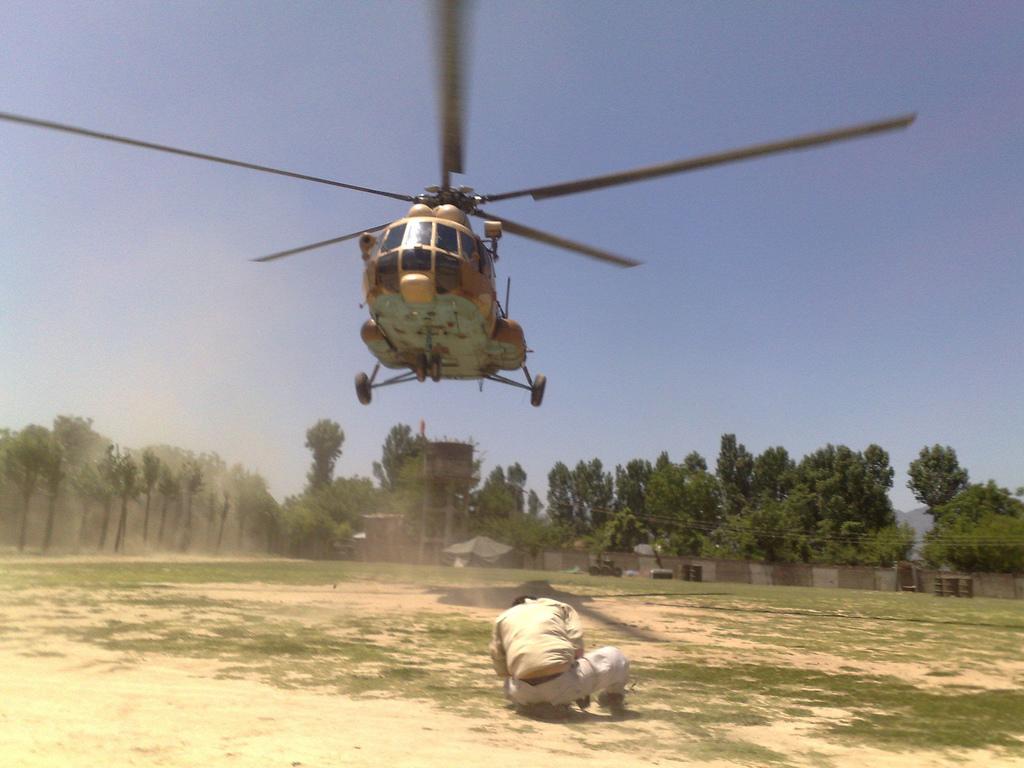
507;702;642;724
429;580;663;642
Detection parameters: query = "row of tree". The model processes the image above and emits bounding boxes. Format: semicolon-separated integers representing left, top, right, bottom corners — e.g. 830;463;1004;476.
0;417;278;556
4;417;1021;572
530;440;1022;573
276;422;1024;574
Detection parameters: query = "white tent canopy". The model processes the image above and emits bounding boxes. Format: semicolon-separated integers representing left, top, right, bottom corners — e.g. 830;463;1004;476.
443;535;514;566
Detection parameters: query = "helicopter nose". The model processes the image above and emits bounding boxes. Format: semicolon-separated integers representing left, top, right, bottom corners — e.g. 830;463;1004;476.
400;272;435;304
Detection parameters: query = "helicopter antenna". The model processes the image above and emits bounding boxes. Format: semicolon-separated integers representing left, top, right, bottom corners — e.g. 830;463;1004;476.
505;277;511;318
437;0;467;189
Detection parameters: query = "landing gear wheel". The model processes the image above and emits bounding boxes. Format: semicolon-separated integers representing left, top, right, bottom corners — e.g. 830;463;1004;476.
355;372;372;405
530;374;546;407
414;354;427;383
429;358;442;382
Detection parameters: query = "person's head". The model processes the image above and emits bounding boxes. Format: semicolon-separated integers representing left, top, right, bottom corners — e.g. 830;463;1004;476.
511;595;537;607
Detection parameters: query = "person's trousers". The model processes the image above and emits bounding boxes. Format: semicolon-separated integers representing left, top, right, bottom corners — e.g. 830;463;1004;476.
504;646;629;707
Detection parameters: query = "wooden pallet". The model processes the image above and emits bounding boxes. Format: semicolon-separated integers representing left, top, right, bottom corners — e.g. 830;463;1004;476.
934;575;973;598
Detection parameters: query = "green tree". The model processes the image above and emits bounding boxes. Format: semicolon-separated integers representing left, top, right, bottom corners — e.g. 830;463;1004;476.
52;417;106;551
647;461;721;555
751;446;795;503
506;462;527;515
654;451;672;472
548;460;610;536
156;466;179;547
930;481;1024;526
573;459;614;530
924;482;1024;572
723;499;802;563
795;444;895;534
180;459;204;551
229;467;278;552
527;489;542;517
52;415;105;470
215;491;231;553
814;519;871;565
109;446;140;554
0;429;11;496
545;459;613;535
546;462;574;530
280;476;378;558
140;450;161;544
907;444;970;513
926;513;1024;574
601;507;647;552
5;425;53;552
716;434;754;516
474;466;517;520
305;419;345;491
40;438;66;552
862;523;916;567
682;451;708;473
373;423;425;491
614;459;652;519
96;448;118;550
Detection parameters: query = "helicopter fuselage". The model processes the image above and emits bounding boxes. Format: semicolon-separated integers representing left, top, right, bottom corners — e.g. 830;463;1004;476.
359;204;526;380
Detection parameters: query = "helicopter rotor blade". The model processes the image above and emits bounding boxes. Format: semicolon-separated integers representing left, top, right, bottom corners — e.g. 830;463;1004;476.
252;224;390;263
437;0;467;188
0;111;414;202
473;210;640;268
484;113;916;202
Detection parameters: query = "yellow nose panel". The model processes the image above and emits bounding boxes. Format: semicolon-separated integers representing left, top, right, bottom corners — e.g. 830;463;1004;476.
400;273;435;304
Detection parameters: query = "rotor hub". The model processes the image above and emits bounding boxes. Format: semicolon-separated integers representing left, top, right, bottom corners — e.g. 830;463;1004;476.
416;186;482;214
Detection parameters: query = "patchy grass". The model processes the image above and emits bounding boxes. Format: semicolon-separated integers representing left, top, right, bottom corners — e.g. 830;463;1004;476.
2;556;1023;764
642;660;1024;750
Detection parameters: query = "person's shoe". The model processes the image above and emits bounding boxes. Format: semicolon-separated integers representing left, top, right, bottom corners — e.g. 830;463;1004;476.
575;695;591;711
597;691;626;713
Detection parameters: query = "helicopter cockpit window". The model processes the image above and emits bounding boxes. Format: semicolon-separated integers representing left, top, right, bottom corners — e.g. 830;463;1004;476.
406;220;433;247
376;251;399;292
458;230;477;260
435;252;461;294
435;224;460;255
402;247;432;272
381;224;405;252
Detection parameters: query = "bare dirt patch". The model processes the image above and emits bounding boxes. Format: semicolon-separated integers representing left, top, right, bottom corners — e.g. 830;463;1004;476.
2;560;1022;767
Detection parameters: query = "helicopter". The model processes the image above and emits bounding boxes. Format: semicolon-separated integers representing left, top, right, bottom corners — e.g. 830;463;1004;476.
0;1;914;407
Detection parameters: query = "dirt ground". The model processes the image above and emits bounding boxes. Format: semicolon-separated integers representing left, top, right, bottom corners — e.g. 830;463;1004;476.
2;568;1022;767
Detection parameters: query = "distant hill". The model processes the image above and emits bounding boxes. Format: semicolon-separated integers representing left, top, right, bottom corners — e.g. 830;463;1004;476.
897;506;933;538
897;507;932;557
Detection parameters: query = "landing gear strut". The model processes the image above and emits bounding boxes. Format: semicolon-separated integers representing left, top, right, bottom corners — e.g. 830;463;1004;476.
483;365;547;407
356;362;546;406
354;360;447;405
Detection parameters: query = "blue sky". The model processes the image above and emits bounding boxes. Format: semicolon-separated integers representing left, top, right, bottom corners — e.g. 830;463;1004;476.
2;1;1021;510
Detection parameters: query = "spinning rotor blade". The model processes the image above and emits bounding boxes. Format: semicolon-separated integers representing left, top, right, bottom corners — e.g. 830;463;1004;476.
0;111;414;202
473;209;640;268
437;0;467;187
253;224;389;263
485;113;916;202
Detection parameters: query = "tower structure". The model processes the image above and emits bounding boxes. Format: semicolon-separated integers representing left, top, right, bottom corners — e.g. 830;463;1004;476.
421;440;475;555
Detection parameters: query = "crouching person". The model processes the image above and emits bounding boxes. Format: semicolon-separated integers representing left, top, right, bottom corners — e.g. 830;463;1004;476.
490;595;630;713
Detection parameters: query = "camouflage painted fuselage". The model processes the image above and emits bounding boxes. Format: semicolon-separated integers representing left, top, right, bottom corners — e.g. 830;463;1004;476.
360;207;526;379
